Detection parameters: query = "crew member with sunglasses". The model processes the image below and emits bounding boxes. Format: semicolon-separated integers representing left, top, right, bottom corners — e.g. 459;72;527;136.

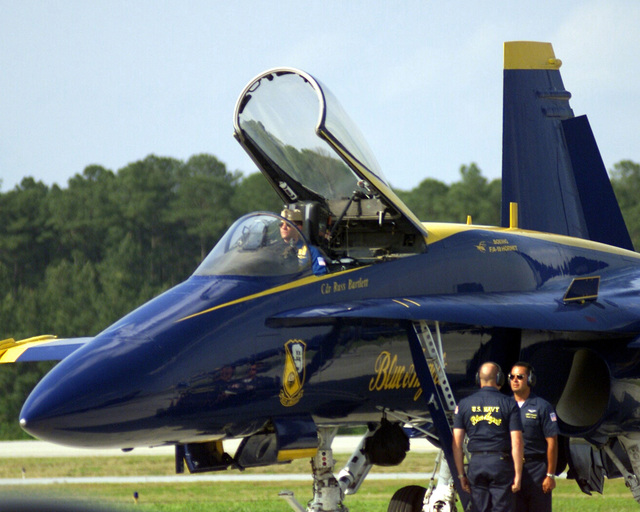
509;362;558;512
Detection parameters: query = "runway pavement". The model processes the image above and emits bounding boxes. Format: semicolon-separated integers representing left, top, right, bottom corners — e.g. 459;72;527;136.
0;437;439;486
0;472;437;486
0;440;566;486
0;436;438;458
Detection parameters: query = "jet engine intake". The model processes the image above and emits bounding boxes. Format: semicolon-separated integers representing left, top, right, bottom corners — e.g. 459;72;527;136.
555;349;610;434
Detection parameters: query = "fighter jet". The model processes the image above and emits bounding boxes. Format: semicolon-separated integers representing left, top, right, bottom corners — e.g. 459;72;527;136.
3;41;640;511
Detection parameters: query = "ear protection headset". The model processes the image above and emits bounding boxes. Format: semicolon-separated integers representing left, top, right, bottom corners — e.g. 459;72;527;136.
475;362;505;387
528;367;537;387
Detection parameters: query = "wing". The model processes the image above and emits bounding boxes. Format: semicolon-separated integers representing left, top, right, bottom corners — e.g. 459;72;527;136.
0;335;92;363
269;288;640;334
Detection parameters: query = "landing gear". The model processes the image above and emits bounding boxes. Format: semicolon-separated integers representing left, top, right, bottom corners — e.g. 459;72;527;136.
388;486;427;512
386;454;457;512
604;434;640;503
568;434;640;504
280;427;349;512
280;423;405;512
280;424;458;512
421;451;457;512
387;450;457;512
306;428;345;512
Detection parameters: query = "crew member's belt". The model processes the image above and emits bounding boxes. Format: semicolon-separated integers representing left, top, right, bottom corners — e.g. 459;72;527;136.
524;453;547;462
471;451;511;460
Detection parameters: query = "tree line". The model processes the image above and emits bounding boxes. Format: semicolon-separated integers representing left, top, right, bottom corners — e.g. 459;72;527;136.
0;154;638;439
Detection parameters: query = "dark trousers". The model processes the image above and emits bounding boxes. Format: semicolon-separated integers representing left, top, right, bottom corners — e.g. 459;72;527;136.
515;459;552;512
468;453;515;512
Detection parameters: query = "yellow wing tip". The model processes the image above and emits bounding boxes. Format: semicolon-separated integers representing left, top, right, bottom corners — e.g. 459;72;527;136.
0;338;16;352
0;335;58;362
504;41;561;70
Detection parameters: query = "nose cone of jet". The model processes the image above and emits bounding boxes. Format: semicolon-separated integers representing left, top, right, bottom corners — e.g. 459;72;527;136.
19;276;235;447
19;375;90;446
19;336;168;448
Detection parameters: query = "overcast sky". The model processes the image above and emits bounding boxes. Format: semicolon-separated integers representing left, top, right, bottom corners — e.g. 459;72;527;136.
2;1;639;193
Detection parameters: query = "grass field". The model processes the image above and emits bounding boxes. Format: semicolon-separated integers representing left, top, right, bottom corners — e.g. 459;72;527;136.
0;452;637;511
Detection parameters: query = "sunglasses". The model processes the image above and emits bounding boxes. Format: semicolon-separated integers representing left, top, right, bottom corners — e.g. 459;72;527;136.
508;374;525;381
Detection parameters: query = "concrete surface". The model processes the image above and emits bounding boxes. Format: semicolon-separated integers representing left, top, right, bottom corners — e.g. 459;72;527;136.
0;436;438;458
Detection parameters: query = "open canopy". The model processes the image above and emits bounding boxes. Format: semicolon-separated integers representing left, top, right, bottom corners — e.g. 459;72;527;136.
233;68;426;238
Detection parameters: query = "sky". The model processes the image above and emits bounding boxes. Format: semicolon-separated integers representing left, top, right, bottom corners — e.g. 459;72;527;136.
2;1;640;193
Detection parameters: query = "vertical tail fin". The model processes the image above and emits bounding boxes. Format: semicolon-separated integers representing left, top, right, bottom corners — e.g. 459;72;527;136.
501;41;633;251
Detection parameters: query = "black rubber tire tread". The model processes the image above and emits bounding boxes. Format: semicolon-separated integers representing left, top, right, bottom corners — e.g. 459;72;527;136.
387;485;427;512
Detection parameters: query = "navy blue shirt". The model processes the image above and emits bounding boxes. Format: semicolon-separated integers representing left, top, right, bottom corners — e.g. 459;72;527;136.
296;241;327;275
515;393;559;456
454;386;523;453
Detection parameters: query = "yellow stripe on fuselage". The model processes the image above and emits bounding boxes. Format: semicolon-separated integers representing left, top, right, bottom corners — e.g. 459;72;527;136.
178;266;368;322
424;222;640;259
180;222;639;323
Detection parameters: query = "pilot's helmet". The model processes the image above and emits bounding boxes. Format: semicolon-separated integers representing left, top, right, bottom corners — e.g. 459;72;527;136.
281;209;303;224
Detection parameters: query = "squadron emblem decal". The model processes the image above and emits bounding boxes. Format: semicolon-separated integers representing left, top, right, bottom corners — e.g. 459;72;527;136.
280;339;306;407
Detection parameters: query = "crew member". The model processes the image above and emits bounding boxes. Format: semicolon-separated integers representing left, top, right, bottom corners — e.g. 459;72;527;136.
453;362;523;512
280;209;327;275
509;362;558;512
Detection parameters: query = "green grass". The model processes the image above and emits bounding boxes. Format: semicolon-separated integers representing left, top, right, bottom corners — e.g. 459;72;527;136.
0;453;637;511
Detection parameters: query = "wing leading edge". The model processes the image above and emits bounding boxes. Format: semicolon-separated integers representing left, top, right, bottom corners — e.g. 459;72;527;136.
269;288;640;334
0;335;92;363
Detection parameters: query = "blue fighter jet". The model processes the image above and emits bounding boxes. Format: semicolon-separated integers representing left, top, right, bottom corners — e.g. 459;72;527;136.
3;41;640;511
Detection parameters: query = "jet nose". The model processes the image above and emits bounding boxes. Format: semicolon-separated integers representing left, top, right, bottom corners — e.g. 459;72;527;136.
19;388;76;446
18;362;116;447
18;415;40;440
18;336;171;448
18;381;82;446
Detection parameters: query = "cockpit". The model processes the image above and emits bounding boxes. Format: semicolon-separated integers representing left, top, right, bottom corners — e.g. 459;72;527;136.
194;213;317;277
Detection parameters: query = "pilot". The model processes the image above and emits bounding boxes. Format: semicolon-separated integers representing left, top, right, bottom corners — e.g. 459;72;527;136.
509;362;558;512
453;362;523;512
280;209;327;275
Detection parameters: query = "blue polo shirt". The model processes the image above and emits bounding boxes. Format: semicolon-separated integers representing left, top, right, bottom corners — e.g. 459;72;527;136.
296;242;327;275
515;393;559;457
453;386;522;453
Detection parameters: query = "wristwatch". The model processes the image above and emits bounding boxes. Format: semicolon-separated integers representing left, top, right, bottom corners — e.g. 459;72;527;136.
546;473;555;479
458;474;466;479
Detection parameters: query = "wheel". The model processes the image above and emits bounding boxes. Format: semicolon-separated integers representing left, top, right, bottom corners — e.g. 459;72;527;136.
387;485;427;512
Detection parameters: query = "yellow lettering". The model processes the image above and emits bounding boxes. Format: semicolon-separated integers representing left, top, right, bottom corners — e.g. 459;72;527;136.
470;413;503;426
402;368;413;388
369;351;391;391
489;245;518;253
389;355;404;389
369;351;423;400
348;277;369;290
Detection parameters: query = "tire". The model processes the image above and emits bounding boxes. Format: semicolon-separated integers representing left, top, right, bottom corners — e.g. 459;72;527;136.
387;485;427;512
